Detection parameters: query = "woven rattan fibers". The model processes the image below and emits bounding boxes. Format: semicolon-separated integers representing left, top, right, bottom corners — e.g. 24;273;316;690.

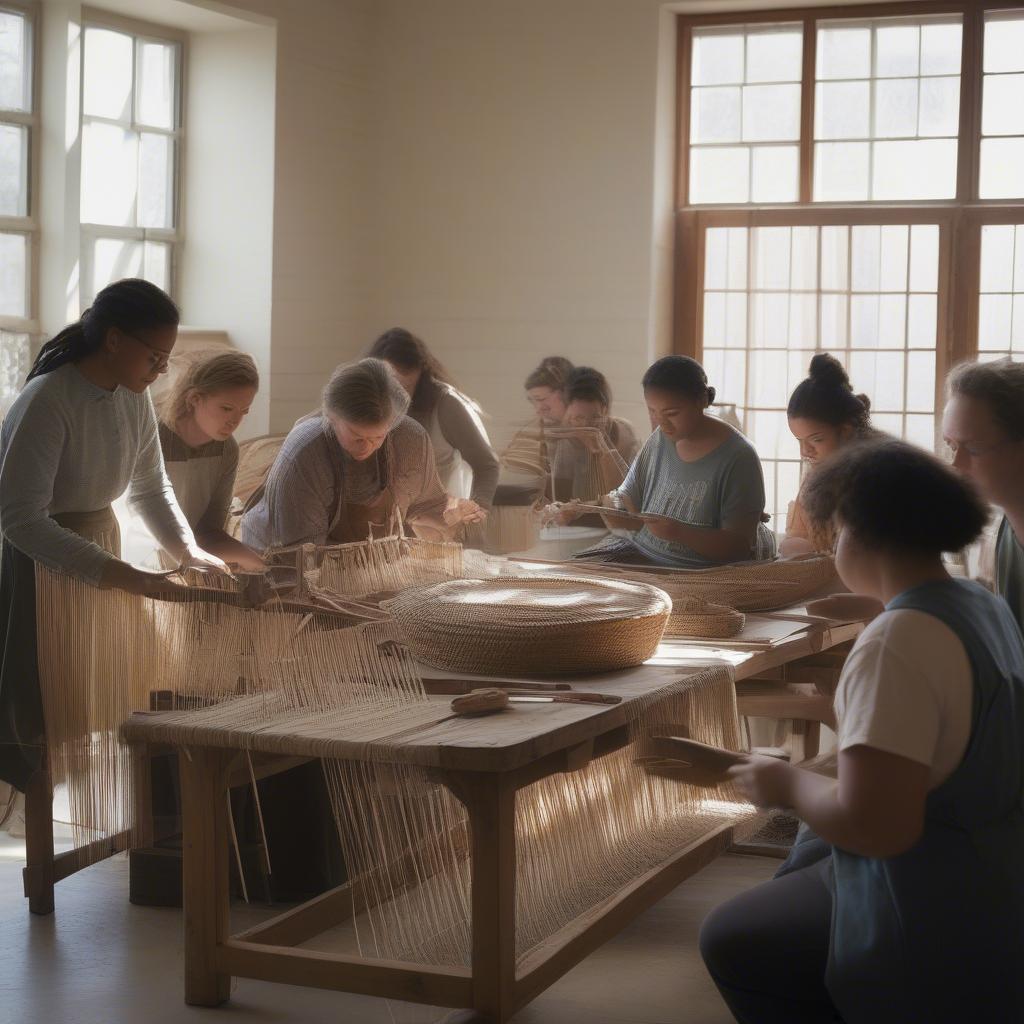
384;575;671;676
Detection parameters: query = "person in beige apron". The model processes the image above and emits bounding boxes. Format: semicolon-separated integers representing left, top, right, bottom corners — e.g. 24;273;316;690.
0;279;228;796
241;358;485;554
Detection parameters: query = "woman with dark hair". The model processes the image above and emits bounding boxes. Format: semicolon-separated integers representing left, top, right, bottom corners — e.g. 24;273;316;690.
368;328;498;509
782;353;875;556
0;278;227;793
241;357;484;551
561;366;639;463
524;356;574;426
700;439;1024;1024
568;355;773;566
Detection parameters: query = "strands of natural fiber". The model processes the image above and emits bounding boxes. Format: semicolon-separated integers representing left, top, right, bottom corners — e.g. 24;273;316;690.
384;575;671;676
561;554;838;614
299;536;465;601
545;426;629;504
479;505;542;555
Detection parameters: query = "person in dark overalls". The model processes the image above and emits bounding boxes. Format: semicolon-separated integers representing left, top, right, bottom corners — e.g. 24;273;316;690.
700;438;1024;1023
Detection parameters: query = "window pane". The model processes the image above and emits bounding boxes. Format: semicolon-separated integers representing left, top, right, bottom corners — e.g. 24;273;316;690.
144;241;171;292
0;331;30;405
978;225;1024;362
920;21;962;76
81;122;139;226
139;132;173;229
0;233;27;318
0;123;28;217
982;74;1024;136
979;137;1024;199
0;10;30;112
691;87;741;144
692;30;744;86
690;147;749;204
814;142;869;201
910;225;939;293
92;237;143;297
750;145;798;202
820;226;849;291
918;76;961;138
136;40;176;130
872;139;957;201
817;23;871;80
875;78;918;139
83;28;134;121
815;81;870;140
908;295;937;349
984;14;1024;74
745;26;802;84
875;22;920;78
742;84;800;142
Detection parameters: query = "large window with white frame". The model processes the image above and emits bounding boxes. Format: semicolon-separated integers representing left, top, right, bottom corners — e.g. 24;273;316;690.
79;15;182;305
676;3;1024;533
0;3;35;403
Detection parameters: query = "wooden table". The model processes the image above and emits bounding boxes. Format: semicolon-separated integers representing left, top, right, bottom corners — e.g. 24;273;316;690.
122;612;862;1022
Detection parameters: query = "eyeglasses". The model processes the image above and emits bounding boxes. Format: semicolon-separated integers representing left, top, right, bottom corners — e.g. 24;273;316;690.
123;331;172;373
944;438;1018;460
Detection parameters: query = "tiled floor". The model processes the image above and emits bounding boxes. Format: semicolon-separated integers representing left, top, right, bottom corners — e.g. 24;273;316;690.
0;834;774;1024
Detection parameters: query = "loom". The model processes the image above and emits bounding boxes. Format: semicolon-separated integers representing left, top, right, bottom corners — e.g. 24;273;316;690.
30;534;757;973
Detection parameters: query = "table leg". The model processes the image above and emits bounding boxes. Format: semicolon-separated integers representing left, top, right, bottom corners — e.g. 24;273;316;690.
180;747;232;1006
23;768;54;915
451;772;517;1023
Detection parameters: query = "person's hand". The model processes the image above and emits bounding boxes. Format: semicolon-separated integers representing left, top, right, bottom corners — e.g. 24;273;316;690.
443;499;488;526
726;754;795;809
180;544;232;577
98;559;188;597
226;548;267;573
568;427;605;454
544;501;582;526
806;594;884;623
642;515;679;541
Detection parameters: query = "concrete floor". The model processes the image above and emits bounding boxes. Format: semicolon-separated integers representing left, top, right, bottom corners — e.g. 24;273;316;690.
0;833;774;1024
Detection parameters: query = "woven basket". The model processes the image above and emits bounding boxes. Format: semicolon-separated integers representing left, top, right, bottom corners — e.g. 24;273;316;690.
384;575;671;677
665;595;745;639
571;555;837;614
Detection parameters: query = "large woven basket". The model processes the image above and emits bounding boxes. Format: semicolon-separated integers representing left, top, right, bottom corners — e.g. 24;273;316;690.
384;575;671;677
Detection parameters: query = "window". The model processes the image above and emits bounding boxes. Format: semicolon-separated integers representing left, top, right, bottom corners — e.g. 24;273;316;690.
80;19;181;304
0;4;35;403
676;4;1024;533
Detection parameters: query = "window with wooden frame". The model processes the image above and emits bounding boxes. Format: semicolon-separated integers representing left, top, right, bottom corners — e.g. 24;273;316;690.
0;2;37;403
674;3;1024;532
79;10;183;305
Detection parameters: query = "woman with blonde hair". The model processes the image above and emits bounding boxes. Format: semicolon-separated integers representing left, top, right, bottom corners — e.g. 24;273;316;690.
241;357;484;551
159;350;264;570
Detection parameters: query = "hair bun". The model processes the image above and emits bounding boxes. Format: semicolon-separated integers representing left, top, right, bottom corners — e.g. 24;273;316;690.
706;385;717;405
808;352;851;390
855;392;871;413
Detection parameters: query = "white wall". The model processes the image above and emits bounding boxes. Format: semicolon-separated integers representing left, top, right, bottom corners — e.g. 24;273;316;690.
179;24;276;433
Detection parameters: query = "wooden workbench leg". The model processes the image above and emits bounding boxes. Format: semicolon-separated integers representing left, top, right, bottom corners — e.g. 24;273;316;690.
23;768;54;915
453;773;517;1023
132;744;154;850
180;747;232;1006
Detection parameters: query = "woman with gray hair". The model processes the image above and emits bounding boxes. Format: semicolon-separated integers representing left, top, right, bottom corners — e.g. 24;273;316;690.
240;358;485;551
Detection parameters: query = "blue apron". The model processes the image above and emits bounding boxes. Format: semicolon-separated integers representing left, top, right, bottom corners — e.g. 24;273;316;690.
826;579;1024;1022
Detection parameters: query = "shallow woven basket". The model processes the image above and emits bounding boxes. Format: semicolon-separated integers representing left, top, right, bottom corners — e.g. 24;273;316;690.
572;555;837;613
666;595;745;639
384;575;671;677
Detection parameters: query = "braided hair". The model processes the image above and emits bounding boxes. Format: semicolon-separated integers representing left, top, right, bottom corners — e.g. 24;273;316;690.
27;278;180;383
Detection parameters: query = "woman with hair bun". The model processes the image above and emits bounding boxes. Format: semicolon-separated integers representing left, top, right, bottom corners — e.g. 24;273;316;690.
524;356;574;426
700;439;1024;1024
781;353;876;556
568;355;774;567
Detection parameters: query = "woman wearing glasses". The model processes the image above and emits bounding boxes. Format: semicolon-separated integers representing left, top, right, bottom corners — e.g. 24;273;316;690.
0;278;227;795
944;358;1024;634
